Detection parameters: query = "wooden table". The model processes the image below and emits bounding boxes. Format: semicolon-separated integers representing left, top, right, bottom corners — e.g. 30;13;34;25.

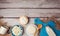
0;34;11;36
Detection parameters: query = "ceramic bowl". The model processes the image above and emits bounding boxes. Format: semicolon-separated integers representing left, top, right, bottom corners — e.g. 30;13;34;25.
11;25;23;36
25;24;37;36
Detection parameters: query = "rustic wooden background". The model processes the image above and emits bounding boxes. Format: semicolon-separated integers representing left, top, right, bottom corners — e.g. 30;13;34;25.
0;0;60;36
0;0;60;28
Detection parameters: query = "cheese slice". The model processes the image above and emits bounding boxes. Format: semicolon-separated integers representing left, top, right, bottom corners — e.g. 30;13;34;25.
46;26;56;36
0;26;7;34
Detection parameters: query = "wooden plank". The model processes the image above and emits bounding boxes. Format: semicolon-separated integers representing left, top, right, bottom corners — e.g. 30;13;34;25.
0;0;60;8
1;18;60;26
0;9;60;17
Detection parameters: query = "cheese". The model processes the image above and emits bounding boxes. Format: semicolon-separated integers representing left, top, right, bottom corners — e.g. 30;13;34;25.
46;26;56;36
12;25;23;36
26;24;37;35
19;16;28;25
0;26;7;34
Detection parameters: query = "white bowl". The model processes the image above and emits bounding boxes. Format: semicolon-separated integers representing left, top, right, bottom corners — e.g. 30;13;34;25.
25;24;37;36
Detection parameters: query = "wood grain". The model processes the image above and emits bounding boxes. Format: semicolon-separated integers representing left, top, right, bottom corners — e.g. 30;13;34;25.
0;0;60;8
0;9;60;17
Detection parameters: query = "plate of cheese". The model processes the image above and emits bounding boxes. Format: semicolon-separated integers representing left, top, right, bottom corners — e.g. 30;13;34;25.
25;24;37;36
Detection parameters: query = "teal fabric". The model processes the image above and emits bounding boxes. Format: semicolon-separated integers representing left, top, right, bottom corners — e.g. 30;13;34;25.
34;18;60;36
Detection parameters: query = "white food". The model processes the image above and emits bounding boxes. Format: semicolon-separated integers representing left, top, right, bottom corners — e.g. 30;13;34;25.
26;24;37;35
27;26;36;34
46;26;56;36
0;26;7;34
19;16;28;25
12;26;22;36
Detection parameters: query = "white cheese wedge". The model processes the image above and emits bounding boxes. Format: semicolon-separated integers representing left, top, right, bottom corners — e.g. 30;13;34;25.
0;26;7;34
46;26;56;36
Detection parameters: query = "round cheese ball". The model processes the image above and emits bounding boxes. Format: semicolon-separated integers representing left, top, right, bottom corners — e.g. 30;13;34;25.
19;16;28;26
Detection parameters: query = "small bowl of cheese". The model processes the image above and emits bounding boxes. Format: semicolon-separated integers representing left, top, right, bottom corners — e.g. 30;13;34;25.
11;25;23;36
